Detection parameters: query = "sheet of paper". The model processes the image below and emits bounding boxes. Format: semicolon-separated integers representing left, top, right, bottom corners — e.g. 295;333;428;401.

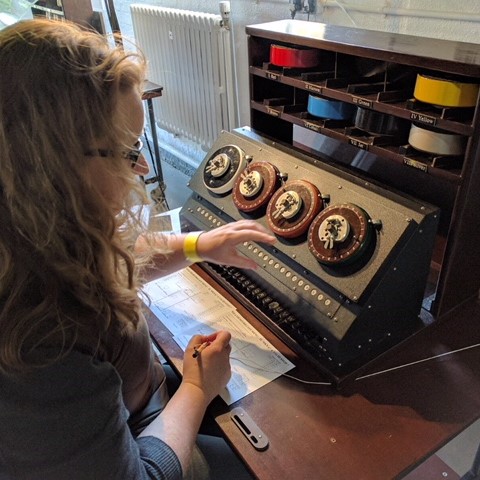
148;206;182;234
143;269;295;405
142;269;233;335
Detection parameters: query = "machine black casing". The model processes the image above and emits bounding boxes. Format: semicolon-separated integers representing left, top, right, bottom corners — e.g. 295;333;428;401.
181;127;440;383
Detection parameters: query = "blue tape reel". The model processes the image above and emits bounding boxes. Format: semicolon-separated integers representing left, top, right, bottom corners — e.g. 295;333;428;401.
307;95;356;121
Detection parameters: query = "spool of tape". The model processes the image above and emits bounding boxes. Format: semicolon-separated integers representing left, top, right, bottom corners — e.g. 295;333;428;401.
270;44;320;68
354;107;409;136
414;74;479;108
307;95;356;120
408;124;467;156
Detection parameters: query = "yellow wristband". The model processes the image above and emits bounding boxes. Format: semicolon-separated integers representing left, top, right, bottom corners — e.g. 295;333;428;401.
183;231;204;263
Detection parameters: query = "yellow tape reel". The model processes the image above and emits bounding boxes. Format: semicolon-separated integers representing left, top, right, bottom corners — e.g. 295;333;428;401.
414;74;479;108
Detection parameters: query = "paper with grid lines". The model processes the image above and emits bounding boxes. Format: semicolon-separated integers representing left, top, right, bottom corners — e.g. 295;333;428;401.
142;268;294;404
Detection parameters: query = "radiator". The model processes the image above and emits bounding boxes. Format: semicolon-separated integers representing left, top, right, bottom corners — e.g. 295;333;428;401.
131;4;238;150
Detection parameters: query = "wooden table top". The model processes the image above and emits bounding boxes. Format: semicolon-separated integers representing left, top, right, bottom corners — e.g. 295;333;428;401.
145;265;480;480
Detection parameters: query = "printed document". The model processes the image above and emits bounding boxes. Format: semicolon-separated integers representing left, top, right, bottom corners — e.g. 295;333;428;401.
142;268;295;405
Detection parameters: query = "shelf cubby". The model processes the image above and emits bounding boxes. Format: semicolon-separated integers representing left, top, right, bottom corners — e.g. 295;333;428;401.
247;20;480;319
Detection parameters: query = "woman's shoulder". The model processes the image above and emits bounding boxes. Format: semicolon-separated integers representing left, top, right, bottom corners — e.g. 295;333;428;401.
0;347;122;407
0;347;181;479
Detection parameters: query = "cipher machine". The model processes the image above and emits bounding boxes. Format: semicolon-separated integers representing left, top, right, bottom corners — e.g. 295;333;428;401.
180;127;440;383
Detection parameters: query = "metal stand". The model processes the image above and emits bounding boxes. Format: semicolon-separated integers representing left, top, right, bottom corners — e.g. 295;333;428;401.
142;81;169;212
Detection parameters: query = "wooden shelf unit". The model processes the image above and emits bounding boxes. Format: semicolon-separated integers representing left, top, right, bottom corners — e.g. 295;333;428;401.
246;20;480;321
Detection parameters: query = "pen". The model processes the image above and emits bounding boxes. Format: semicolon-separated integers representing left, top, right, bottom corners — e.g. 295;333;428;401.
192;341;210;358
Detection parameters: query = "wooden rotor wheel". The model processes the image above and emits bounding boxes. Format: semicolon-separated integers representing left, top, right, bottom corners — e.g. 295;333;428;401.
266;179;323;238
232;161;280;213
308;203;373;266
202;145;248;194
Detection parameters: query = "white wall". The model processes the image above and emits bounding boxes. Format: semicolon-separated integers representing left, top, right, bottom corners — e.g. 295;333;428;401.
318;1;480;42
110;0;480;162
114;0;304;128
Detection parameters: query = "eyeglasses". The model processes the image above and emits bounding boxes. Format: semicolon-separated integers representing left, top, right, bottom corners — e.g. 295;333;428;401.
84;139;144;169
123;139;144;168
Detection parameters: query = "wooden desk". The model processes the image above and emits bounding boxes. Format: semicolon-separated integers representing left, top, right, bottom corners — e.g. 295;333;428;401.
146;265;480;480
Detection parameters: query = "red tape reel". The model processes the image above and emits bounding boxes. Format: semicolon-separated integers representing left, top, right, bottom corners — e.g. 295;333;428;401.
270;44;320;69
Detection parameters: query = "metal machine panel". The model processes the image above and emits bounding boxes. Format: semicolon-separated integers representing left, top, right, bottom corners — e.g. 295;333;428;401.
181;127;440;382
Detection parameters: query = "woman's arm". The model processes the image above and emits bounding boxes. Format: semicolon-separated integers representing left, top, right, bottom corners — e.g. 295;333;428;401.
138;331;232;475
137;219;276;279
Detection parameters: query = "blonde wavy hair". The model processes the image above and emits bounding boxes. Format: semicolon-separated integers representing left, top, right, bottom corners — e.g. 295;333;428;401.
0;19;151;372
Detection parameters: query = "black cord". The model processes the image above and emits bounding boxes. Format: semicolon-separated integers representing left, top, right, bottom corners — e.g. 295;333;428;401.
143;129;159;179
142;129;170;211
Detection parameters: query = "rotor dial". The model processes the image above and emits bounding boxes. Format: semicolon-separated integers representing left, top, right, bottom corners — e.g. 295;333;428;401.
232;161;281;213
266;180;323;238
308;203;373;266
203;145;248;194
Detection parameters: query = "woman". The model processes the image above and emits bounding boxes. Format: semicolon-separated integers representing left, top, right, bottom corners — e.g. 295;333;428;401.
0;19;275;479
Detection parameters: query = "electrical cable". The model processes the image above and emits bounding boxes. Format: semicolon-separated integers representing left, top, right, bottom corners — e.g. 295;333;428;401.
142;125;170;211
230;356;332;386
326;0;357;26
231;342;480;386
355;342;480;381
143;129;159;178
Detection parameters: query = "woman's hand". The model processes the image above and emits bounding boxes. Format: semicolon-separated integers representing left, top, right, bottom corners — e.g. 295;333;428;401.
139;330;232;471
137;219;276;280
196;220;276;270
181;331;232;405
